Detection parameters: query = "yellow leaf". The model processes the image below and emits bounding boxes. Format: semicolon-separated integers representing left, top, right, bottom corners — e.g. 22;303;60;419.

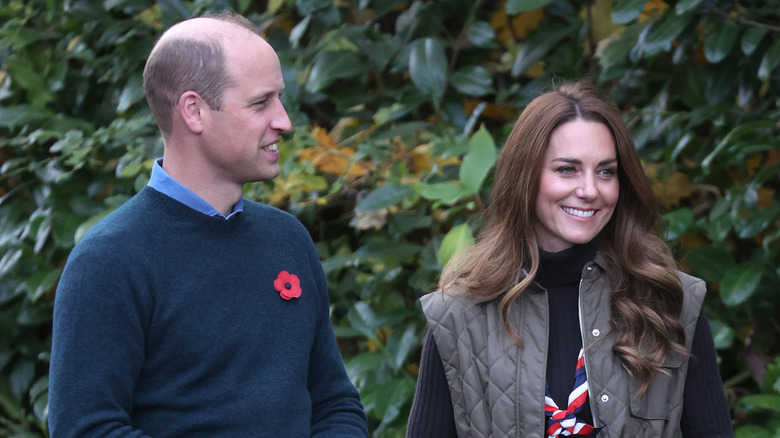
652;171;694;209
490;5;544;47
638;0;668;22
134;5;163;30
583;0;624;43
313;126;339;150
267;0;284;13
410;144;433;173
525;60;545;78
298;135;371;179
745;154;763;176
353;209;388;230
464;99;517;123
757;187;774;209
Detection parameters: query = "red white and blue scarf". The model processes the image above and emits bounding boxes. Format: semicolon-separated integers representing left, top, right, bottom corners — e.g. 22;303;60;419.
544;348;599;437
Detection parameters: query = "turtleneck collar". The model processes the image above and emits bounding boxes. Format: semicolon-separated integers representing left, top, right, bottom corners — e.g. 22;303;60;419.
535;238;600;288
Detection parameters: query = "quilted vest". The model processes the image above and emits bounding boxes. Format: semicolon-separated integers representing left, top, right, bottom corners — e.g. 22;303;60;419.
421;255;706;438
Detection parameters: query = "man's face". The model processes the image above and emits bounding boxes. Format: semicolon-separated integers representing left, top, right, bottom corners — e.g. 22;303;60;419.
200;33;292;185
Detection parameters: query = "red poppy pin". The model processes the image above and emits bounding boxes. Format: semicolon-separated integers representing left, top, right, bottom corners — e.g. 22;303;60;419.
274;270;302;300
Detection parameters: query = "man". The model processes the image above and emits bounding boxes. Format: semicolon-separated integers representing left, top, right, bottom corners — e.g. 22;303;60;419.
48;12;368;437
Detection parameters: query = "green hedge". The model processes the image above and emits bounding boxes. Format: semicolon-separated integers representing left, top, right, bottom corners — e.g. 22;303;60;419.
1;0;779;436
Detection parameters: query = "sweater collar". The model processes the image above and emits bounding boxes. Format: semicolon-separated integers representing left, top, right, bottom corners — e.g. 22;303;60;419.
535;238;600;287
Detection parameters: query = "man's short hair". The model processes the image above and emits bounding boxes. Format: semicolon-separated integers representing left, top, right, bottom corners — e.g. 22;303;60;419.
142;11;260;136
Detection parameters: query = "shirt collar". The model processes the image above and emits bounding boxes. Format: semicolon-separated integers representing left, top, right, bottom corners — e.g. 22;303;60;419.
147;158;243;220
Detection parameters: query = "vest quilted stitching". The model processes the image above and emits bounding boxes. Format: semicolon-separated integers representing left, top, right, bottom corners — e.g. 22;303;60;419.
421;258;705;438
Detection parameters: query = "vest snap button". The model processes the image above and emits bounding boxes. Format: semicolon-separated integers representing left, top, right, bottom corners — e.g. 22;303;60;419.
592;329;600;337
601;394;609;403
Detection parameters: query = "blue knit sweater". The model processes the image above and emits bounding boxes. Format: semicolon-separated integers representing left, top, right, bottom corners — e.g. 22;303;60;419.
49;187;367;437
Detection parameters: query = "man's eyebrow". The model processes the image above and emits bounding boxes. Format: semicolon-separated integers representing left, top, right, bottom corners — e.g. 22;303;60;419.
248;91;274;102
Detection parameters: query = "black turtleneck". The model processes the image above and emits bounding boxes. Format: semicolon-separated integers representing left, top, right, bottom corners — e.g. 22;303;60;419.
406;242;734;438
537;239;599;426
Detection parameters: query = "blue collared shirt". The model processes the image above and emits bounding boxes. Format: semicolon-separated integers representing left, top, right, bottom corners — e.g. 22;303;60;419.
147;158;243;220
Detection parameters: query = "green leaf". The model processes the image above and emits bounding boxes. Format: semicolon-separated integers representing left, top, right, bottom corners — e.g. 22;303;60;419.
30;376;48;425
684;242;734;283
289;15;311;49
344;352;385;379
0;249;23;277
305;50;367;93
450;65;494;97
414;181;467;205
0;105;47;129
356;184;415;212
611;0;648;25
642;12;694;56
439;224;474;267
511;26;573;77
741;27;767;56
675;0;703;14
739;394;780;413
157;0;190;25
10;360;35;400
719;263;763;306
705;214;732;242
385;324;418;371
735;425;772;438
355;240;422;263
362;377;416;423
734;205;780;239
466;21;495;47
459;126;497;194
706;58;737;104
409;38;448;103
708;319;735;350
704;21;738;63
116;76;145;114
0;376;23;421
662;207;694;240
702;120;776;170
346;302;381;339
6;57;52;109
506;0;554;15
296;0;331;15
765;357;780;394
758;39;780;81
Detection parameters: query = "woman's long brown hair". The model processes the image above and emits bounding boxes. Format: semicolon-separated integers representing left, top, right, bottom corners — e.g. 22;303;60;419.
439;81;687;394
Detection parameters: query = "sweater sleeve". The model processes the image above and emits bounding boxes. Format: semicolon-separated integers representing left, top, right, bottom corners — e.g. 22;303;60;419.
406;330;458;438
680;311;734;437
306;244;368;437
49;240;152;438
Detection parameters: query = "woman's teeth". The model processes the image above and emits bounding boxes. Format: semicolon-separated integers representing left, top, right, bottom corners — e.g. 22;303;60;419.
563;207;595;218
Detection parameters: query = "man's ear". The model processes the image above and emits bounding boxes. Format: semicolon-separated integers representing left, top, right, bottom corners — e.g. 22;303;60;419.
177;91;206;134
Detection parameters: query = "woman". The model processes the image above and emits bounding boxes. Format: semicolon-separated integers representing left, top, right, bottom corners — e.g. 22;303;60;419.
407;82;733;437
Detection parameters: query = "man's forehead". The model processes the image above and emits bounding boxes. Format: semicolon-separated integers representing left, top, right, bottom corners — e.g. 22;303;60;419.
158;17;250;44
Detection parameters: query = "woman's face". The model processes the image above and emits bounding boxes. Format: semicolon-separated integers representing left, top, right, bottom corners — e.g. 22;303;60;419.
533;119;620;252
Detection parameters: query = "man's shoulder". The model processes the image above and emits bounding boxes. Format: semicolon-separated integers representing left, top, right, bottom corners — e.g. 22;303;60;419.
242;199;308;233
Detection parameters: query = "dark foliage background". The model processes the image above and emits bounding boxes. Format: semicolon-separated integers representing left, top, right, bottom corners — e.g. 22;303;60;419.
1;0;779;436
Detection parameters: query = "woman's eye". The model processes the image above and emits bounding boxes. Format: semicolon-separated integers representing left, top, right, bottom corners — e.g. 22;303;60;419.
598;167;617;177
556;166;576;175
